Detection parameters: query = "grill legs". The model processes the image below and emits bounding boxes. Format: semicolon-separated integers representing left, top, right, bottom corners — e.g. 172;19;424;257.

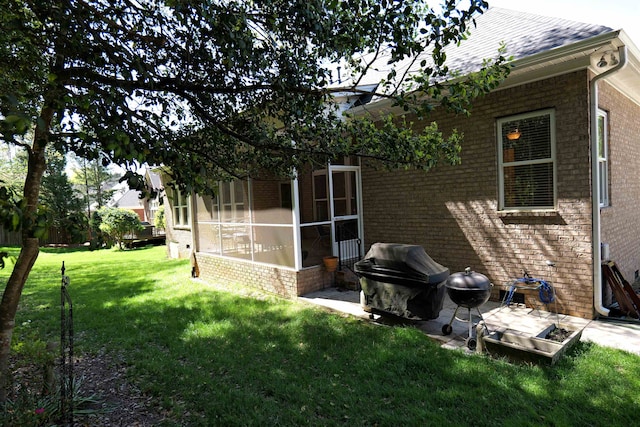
442;306;488;350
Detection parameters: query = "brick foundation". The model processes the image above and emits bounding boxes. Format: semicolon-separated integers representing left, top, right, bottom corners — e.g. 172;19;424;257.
195;252;331;298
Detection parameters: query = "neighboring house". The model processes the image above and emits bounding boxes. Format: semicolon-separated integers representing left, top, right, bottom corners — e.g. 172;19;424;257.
162;7;640;319
110;169;164;225
111;189;146;221
145;169;164;227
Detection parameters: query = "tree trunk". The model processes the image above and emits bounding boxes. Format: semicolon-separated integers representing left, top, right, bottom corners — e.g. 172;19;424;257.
0;106;51;402
0;239;41;401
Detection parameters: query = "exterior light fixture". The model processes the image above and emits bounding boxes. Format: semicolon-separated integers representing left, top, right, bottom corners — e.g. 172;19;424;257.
596;51;619;68
506;128;521;140
597;55;608;68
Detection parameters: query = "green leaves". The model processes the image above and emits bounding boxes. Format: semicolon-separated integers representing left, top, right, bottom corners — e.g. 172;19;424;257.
97;207;144;250
1;112;32;138
0;0;507;196
340;114;462;172
0;182;52;239
0;184;22;232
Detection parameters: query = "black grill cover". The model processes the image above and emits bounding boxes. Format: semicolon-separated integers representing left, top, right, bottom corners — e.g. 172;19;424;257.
355;243;449;320
355;243;449;286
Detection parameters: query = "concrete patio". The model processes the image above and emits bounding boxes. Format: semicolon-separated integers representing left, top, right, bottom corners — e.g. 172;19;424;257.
299;286;640;357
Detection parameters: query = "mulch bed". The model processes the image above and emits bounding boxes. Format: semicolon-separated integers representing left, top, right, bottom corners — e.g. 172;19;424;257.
6;348;166;426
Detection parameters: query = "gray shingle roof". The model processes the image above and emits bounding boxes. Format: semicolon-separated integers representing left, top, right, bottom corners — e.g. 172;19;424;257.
451;7;613;72
147;170;162;190
352;7;615;91
113;189;144;208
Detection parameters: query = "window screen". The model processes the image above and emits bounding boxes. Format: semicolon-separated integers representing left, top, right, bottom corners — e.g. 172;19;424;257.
498;110;556;210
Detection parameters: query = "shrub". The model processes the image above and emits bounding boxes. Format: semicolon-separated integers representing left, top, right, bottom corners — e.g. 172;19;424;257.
97;207;143;250
154;204;165;230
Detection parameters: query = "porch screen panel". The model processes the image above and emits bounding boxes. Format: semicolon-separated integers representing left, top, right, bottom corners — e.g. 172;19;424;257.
195;194;218;222
220;224;251;259
300;223;332;268
221;181;248;223
197;223;221;253
313;173;329;221
191;178;299;268
251;180;293;225
194;194;221;253
252;225;295;268
297;168;315;224
499;110;555;210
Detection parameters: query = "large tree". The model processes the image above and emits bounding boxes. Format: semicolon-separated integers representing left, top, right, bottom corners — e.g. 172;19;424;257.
68;154;117;216
0;0;509;399
41;149;87;243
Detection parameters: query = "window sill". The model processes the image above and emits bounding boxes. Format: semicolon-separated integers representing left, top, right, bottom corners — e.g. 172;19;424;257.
174;225;192;231
497;209;559;218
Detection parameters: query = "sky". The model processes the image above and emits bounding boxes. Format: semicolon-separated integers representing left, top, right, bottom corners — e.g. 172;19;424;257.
487;0;640;45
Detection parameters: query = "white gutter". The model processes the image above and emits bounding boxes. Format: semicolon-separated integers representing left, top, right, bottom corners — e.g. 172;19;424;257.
512;31;621;70
591;45;628;317
348;31;624;119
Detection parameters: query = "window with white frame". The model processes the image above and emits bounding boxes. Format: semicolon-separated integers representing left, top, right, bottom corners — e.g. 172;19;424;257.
171;188;191;227
498;109;556;210
220;181;247;222
149;198;159;224
597;109;609;207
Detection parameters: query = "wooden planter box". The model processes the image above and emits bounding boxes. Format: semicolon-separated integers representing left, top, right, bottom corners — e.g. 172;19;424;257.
480;324;583;365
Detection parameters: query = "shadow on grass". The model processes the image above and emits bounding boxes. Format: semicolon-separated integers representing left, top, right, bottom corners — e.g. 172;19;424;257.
39;245;93;254
7;246;640;426
82;289;640;426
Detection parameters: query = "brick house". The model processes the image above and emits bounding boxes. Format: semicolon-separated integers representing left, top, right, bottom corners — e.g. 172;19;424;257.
111;170;163;225
162;8;640;319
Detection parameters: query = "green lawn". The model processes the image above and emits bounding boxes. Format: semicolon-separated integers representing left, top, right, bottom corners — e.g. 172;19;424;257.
2;245;640;426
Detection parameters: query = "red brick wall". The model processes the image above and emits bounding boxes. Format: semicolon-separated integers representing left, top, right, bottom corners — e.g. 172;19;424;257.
195;252;329;298
361;71;596;318
599;80;640;284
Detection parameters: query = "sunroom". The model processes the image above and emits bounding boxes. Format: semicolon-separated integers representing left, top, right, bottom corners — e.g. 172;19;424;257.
168;157;364;297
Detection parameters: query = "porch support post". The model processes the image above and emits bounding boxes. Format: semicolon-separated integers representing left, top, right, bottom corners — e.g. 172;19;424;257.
292;172;302;271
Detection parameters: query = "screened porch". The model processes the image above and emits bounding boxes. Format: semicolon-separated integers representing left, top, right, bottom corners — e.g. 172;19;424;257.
191;159;363;271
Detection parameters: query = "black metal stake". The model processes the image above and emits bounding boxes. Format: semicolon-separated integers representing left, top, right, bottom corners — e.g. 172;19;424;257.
60;261;74;426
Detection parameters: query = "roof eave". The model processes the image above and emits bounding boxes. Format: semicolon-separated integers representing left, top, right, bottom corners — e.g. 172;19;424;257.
348;30;640;116
503;29;640;105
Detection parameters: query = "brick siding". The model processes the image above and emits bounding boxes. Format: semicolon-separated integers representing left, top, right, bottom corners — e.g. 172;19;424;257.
160;70;639;319
599;80;640;285
361;71;596;318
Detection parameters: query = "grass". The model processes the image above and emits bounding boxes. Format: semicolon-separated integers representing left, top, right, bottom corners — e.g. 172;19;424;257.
2;245;640;426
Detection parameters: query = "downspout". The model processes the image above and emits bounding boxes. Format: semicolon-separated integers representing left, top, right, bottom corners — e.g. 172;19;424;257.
591;45;627;317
